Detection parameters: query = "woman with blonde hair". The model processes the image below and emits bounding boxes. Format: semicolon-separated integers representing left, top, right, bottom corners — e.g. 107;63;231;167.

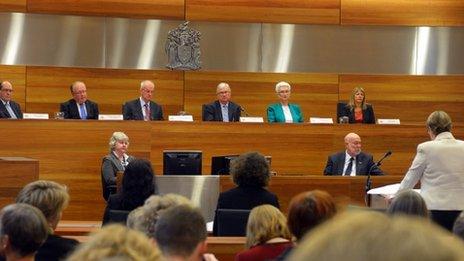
235;205;293;261
339;87;375;124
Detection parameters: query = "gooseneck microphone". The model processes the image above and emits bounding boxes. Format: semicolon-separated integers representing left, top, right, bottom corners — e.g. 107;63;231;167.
365;150;392;206
240;106;250;117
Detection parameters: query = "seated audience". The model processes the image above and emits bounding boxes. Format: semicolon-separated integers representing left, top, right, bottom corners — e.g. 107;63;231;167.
275;190;337;260
387;189;429;218
213;151;280;235
123;80;163;121
203;82;241;122
127;193;192;239
16;180;78;261
324;132;383;176
338;86;375;124
67;224;161;261
267;81;303;123
397;111;464;231
0;81;22;119
289;211;464;261
102;159;157;224
101;131;135;201
0;203;48;261
235;205;293;261
60;81;99;120
453;212;464;241
155;205;217;261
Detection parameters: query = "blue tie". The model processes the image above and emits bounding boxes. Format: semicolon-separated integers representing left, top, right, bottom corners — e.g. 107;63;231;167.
5;102;17;119
79;103;87;120
221;105;229;122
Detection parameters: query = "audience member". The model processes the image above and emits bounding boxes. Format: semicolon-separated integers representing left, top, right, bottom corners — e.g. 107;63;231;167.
275;190;337;260
338;86;375;124
67;224;161;261
60;81;99;119
202;82;241;122
288;211;464;261
453;212;464;241
0;81;22;119
324;132;383;176
267;81;303;123
213;151;279;235
155;205;217;261
101;131;135;201
123;80;163;121
387;189;429;218
397;111;464;231
102;159;157;224
235;205;292;261
0;203;48;261
127;193;192;239
16;180;78;261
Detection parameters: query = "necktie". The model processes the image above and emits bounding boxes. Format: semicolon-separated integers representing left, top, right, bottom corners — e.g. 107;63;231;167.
5;102;17;119
79;103;87;120
221;105;229;122
344;157;354;176
144;103;150;121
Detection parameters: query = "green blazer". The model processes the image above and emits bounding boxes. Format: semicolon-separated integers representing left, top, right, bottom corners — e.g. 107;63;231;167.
267;103;304;123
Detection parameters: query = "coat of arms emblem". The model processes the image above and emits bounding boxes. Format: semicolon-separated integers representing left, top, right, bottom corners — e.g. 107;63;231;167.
166;22;201;70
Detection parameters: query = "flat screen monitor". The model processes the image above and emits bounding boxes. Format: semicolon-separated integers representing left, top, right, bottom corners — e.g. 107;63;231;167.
163;150;202;175
211;155;272;175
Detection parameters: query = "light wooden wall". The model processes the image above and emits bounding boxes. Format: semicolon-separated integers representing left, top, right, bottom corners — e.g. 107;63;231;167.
1;0;463;26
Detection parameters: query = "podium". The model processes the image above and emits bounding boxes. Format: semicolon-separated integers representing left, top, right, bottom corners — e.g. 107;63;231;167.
367;183;420;209
0;157;39;208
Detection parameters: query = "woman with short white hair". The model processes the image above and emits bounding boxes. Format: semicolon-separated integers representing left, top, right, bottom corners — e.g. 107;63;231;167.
267;81;304;123
101;131;135;201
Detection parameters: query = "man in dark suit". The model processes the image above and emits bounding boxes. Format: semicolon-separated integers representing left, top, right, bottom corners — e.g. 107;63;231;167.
202;82;241;122
324;132;383;176
60;81;99;119
122;80;163;121
0;81;23;119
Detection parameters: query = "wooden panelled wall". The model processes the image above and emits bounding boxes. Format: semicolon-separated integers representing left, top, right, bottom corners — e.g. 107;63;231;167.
0;0;463;26
1;65;464;124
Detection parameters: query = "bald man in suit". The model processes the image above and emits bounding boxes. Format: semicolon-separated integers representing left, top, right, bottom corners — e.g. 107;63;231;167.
0;81;23;119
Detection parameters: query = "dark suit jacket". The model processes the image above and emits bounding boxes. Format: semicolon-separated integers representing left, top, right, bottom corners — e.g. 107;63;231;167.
0;100;23;119
212;186;280;235
323;151;383;176
35;234;79;261
122;98;163;120
60;99;99;119
338;103;375;124
101;153;135;201
202;100;241;122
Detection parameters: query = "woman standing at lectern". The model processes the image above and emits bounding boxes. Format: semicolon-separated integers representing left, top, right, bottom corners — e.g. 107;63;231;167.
339;87;375;124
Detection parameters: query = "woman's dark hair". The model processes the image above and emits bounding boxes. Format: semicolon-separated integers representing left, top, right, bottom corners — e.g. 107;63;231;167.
121;159;156;210
231;152;270;187
287;190;337;241
387;190;428;218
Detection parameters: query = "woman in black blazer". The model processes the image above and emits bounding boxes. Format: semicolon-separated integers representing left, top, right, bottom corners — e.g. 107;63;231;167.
339;87;376;124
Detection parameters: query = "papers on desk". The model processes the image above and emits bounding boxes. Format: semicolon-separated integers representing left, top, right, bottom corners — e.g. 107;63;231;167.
367;183;420;195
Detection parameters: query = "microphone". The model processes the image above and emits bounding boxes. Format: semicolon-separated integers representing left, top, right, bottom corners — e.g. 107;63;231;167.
375;151;392;167
240;106;250;117
365;150;392;206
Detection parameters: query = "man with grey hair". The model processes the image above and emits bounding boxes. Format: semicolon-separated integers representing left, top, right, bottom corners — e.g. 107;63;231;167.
323;132;383;176
60;81;99;119
0;81;23;119
123;80;163;121
202;82;241;122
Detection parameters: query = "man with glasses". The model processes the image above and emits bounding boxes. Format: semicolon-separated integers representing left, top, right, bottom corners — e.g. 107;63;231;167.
123;80;163;121
0;81;23;119
60;81;99;119
202;82;241;122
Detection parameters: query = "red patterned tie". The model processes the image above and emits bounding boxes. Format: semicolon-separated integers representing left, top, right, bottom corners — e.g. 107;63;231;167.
144;103;150;121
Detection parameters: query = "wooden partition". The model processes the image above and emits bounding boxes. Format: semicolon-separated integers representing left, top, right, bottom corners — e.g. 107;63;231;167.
0;157;38;207
339;75;464;124
26;66;184;117
0;0;26;12
2;120;458;220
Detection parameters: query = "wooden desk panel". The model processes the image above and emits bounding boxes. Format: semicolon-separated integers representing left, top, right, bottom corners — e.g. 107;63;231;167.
0;157;38;208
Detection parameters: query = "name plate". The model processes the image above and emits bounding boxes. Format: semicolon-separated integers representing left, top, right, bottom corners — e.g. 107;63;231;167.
23;113;49;119
309;117;333;124
240;117;264;123
377;119;400;125
168;115;194;122
98;114;123;121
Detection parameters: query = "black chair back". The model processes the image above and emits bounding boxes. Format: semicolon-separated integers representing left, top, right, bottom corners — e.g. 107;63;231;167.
216;209;251;236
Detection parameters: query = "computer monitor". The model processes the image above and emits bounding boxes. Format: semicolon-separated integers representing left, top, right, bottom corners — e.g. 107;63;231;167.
163;150;202;175
211;155;272;175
